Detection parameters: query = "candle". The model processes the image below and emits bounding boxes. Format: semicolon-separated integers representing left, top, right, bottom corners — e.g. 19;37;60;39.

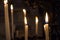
25;25;28;40
35;16;38;35
23;9;27;24
23;9;28;40
44;12;49;40
4;0;11;40
10;4;14;39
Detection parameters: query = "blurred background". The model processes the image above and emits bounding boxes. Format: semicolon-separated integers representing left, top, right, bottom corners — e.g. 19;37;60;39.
0;0;60;40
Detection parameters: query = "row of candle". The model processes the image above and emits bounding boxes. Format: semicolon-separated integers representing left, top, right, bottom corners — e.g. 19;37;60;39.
23;9;49;40
4;0;49;40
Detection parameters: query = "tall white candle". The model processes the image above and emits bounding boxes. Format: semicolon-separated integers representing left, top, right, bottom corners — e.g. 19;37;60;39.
23;9;28;40
44;12;49;40
10;4;14;39
4;0;11;40
25;25;28;40
24;17;28;40
24;17;27;25
35;16;38;35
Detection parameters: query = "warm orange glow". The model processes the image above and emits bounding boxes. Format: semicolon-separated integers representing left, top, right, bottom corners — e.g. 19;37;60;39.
4;0;8;4
23;9;26;16
11;4;13;10
44;24;48;30
25;25;28;29
45;12;48;23
35;16;38;35
35;16;38;24
24;17;27;25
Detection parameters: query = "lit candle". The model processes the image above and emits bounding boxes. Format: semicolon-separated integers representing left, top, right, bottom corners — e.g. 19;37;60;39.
35;16;38;35
44;12;49;40
10;4;14;39
4;0;11;40
23;9;28;40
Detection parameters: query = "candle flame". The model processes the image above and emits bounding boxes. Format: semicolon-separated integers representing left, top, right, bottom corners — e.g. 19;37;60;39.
23;9;26;16
24;17;27;25
4;0;8;4
36;16;38;24
45;12;48;23
11;4;13;10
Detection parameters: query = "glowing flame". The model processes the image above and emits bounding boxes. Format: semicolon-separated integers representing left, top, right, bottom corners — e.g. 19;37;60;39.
4;0;8;4
11;4;13;10
36;16;38;24
24;17;27;25
23;9;26;16
45;12;48;23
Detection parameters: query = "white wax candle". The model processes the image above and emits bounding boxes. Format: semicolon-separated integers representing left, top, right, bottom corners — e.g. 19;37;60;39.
23;9;28;40
25;25;28;40
35;16;38;35
44;12;49;40
10;4;14;39
4;0;11;40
